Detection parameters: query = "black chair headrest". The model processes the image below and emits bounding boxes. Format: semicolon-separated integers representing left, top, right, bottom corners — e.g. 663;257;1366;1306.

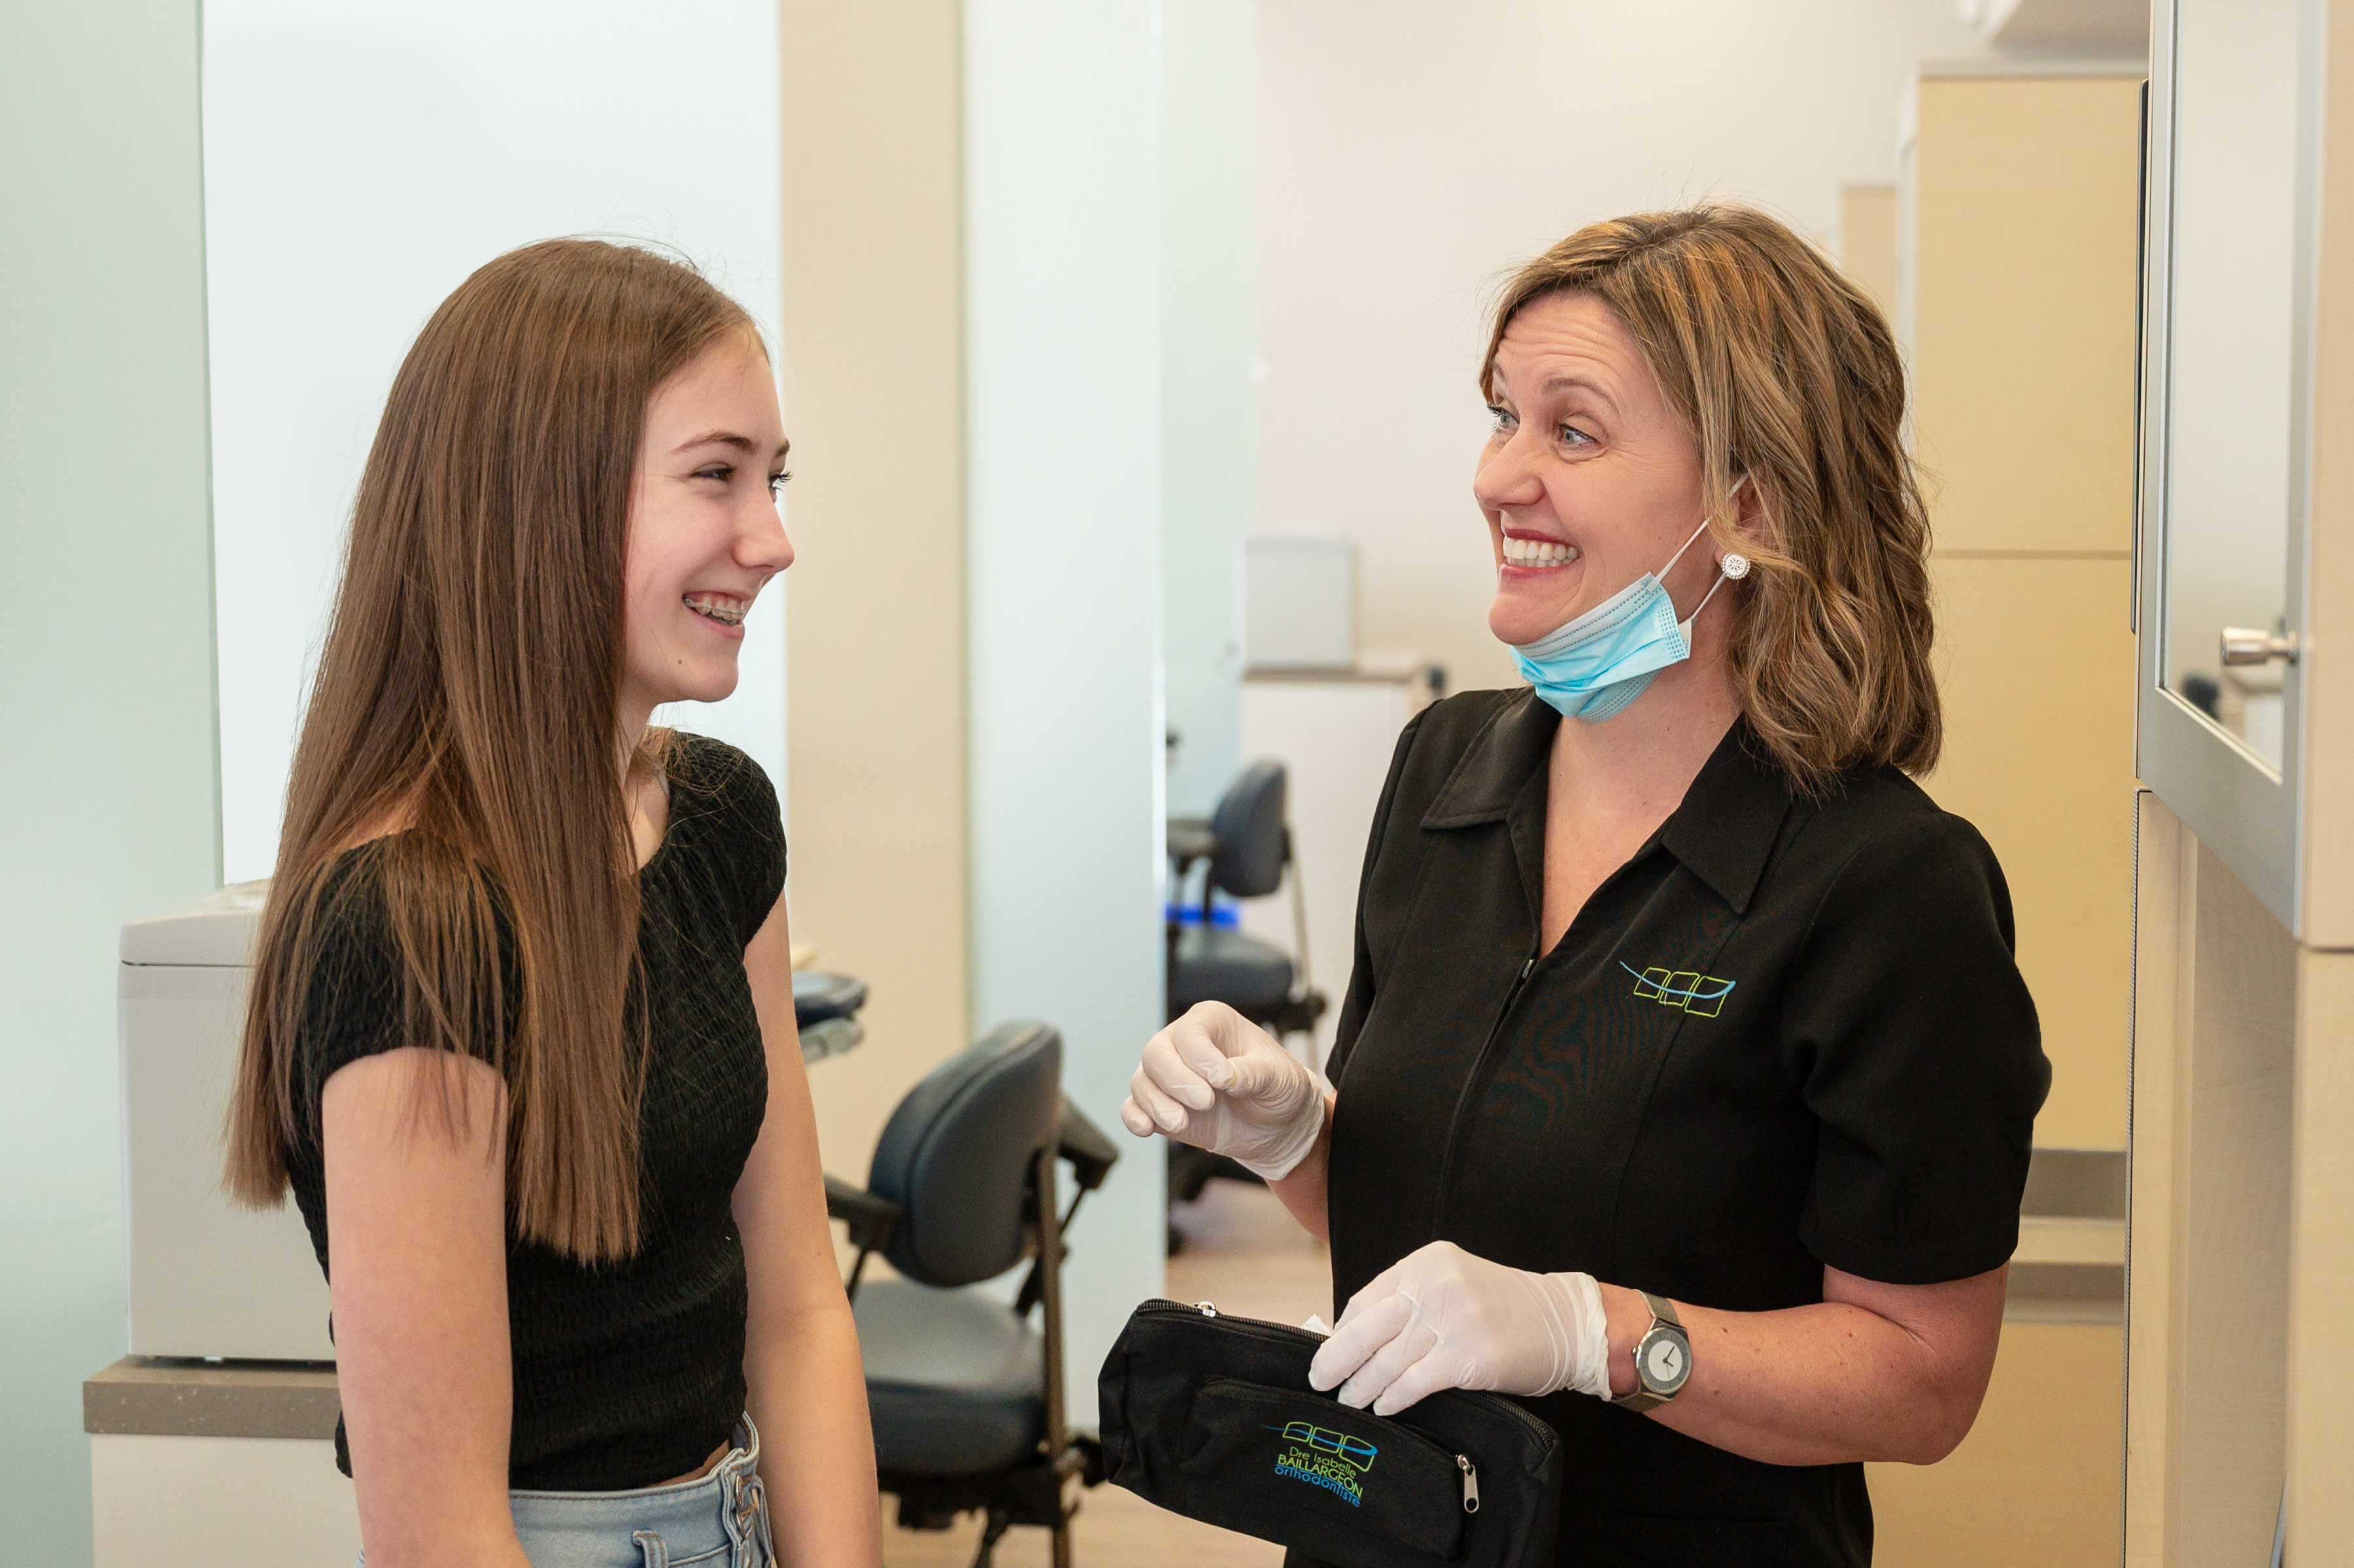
793;970;868;1029
1208;760;1288;899
868;1021;1063;1287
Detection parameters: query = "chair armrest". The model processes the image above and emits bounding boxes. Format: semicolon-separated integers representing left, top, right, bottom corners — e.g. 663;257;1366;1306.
1057;1095;1120;1192
1167;816;1218;874
823;1174;903;1254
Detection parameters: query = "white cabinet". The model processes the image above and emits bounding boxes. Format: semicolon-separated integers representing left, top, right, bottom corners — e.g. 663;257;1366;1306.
87;1359;356;1568
120;882;333;1361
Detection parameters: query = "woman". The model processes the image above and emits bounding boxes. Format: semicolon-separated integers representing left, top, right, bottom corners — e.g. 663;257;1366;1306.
1124;206;2047;1567
226;239;880;1567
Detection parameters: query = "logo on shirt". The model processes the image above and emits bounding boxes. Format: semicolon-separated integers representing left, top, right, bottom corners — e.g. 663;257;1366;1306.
1268;1421;1377;1507
1624;961;1735;1018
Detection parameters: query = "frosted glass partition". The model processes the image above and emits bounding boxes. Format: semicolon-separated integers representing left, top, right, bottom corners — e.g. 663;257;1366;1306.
203;1;785;881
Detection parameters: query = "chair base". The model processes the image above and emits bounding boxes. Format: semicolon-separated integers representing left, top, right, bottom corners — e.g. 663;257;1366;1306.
1168;1143;1259;1204
883;1435;1103;1568
1256;990;1329;1040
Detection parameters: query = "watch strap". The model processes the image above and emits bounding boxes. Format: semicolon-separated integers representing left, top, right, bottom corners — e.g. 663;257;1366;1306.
1609;1292;1688;1412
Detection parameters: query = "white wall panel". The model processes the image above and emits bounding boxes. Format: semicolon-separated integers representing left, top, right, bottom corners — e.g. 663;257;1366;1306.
1255;0;1998;696
1161;0;1257;819
203;2;787;881
0;2;218;1557
964;0;1168;1428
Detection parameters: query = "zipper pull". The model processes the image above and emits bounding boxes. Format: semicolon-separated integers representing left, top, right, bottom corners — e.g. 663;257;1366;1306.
1457;1454;1480;1513
1196;1301;1219;1318
1520;957;1535;980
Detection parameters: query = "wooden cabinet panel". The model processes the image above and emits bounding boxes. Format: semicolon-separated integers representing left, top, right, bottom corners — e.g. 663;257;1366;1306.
2288;949;2354;1549
1868;1320;2123;1567
2126;796;2298;1565
1911;75;2143;556
1925;554;2136;1149
779;0;974;1185
1840;183;1898;323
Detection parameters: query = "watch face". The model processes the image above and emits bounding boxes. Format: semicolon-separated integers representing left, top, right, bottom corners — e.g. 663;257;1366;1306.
1639;1329;1691;1394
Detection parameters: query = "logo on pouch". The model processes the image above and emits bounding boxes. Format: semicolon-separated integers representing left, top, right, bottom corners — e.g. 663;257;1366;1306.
1267;1421;1377;1507
1623;961;1735;1018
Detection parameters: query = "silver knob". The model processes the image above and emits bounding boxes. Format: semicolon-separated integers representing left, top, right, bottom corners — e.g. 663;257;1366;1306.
2221;628;2299;667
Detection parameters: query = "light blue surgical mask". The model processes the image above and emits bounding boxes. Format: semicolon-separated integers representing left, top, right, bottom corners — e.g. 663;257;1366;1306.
1510;492;1750;723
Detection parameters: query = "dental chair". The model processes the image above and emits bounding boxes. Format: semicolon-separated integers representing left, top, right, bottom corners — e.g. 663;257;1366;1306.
1163;761;1327;1214
823;1021;1119;1568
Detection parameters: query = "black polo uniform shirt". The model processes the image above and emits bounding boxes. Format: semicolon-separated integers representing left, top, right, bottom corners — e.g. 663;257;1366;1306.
1318;689;2047;1568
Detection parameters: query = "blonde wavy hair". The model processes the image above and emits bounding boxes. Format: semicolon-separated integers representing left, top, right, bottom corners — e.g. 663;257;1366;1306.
1480;204;1939;795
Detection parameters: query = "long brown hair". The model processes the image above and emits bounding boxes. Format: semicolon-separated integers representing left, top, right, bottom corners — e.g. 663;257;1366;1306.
1480;205;1940;794
226;238;756;1260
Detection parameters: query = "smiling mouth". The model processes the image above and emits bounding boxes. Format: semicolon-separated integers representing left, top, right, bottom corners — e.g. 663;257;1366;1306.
684;592;748;626
1501;536;1580;568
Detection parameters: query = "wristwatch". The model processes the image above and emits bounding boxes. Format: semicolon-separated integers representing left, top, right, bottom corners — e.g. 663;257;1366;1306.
1609;1292;1692;1412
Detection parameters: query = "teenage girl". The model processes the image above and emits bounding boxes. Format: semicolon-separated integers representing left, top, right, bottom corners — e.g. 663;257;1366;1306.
227;239;880;1568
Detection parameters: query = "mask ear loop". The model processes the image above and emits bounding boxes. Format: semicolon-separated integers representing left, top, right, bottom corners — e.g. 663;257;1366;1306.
1671;475;1751;627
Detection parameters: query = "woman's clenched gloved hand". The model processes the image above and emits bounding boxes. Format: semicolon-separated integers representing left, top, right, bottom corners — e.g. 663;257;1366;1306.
1308;1240;1612;1417
1119;1001;1325;1181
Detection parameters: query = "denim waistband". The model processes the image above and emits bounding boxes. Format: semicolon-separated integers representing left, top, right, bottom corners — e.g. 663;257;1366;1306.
356;1416;772;1568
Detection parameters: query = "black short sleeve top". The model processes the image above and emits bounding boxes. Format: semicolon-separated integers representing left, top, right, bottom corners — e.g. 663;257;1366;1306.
1323;690;2048;1568
281;733;787;1491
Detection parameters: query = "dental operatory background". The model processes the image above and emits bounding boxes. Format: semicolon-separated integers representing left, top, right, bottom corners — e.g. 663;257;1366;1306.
10;0;2325;1562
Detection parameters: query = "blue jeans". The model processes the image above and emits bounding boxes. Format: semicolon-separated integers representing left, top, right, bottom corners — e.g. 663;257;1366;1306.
357;1416;774;1567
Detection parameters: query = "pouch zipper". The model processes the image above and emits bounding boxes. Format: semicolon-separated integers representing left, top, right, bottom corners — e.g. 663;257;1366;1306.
1144;1299;1558;1449
1429;951;1537;1234
1457;1454;1480;1512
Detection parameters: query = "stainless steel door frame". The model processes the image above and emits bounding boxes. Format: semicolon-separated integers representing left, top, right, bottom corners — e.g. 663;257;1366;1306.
2134;0;2330;935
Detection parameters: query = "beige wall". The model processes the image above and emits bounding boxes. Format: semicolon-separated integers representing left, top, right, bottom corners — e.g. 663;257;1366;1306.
777;1;970;1181
1254;0;1992;693
1907;71;2143;1151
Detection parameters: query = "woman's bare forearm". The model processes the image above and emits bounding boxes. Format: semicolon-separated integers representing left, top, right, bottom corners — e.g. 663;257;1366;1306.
1601;1265;2008;1467
737;904;881;1564
1265;1092;1337;1241
325;1050;532;1568
745;1303;880;1565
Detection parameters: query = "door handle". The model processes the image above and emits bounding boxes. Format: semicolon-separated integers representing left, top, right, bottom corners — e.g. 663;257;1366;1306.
2220;627;2299;666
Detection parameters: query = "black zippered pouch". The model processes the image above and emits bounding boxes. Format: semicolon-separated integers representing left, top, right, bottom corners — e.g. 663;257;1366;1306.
1097;1299;1563;1568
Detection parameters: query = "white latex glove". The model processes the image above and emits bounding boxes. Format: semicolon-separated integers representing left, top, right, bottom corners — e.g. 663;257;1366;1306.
1306;1240;1612;1417
1118;1001;1325;1181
